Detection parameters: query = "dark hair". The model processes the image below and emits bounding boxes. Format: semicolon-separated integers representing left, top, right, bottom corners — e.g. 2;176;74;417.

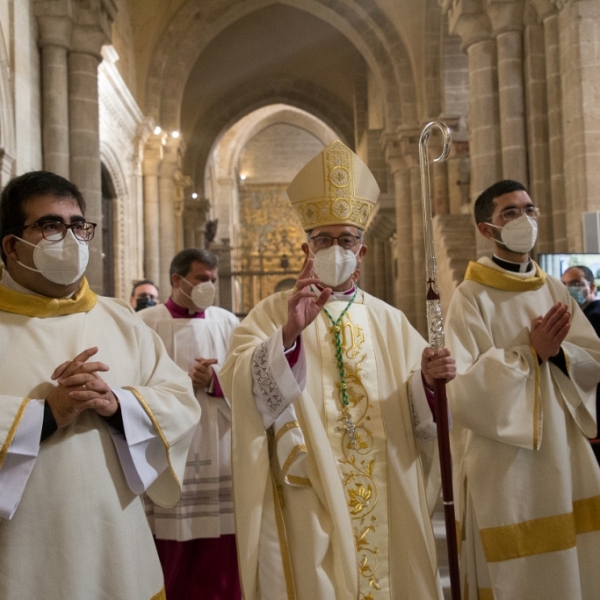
130;279;158;297
474;180;527;224
169;248;218;282
568;265;595;286
0;171;86;264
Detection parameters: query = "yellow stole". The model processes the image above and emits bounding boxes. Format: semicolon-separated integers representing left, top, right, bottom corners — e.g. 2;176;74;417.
464;260;547;291
0;269;97;317
316;300;390;600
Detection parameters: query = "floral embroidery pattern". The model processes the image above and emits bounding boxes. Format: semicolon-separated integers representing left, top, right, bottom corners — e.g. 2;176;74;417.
252;342;286;418
334;313;384;599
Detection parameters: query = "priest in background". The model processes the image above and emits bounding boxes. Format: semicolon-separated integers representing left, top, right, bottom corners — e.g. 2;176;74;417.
140;248;241;600
220;140;455;600
446;180;600;600
0;171;201;600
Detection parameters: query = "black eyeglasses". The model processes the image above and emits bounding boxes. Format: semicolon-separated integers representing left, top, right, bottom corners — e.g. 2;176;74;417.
309;234;361;250
19;220;97;242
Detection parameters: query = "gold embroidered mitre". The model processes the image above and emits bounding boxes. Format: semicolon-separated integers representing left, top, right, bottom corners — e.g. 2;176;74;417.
286;140;380;231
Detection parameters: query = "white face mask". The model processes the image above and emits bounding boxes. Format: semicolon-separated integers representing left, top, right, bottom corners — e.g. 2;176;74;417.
311;244;360;287
488;215;538;253
180;278;216;310
13;229;89;285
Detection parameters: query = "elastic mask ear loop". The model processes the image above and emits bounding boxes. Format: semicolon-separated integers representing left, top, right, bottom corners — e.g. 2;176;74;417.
11;234;43;275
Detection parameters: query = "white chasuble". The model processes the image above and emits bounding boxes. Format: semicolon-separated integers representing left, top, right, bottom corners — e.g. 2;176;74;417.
140;303;238;540
446;258;600;600
315;302;390;599
220;289;444;600
0;280;200;600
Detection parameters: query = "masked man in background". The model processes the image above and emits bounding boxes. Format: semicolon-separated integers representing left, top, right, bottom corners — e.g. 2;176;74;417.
446;180;600;600
130;279;159;311
140;248;241;600
220;140;456;600
561;264;600;464
0;171;200;600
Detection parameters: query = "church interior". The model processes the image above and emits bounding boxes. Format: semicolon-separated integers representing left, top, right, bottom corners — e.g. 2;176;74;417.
3;0;599;330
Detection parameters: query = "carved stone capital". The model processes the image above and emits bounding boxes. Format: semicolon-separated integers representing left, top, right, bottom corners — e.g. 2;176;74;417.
142;134;165;175
484;0;526;35
528;0;557;20
70;0;117;58
34;0;73;48
444;0;493;49
381;129;419;173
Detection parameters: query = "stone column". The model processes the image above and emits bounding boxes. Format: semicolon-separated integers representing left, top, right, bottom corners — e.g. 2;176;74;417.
558;0;600;250
542;9;567;250
68;0;116;293
173;170;191;253
486;0;528;185
524;3;554;253
142;133;163;286
385;133;417;324
410;165;427;335
34;2;72;178
158;136;181;296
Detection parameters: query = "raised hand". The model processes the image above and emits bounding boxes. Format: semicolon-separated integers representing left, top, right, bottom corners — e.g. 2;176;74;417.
421;347;456;389
282;258;332;349
530;302;570;362
189;357;218;389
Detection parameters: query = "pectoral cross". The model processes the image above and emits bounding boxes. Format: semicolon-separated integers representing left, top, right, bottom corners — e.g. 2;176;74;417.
339;406;358;449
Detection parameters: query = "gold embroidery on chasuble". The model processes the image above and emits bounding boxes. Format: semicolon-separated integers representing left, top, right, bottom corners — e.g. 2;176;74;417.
316;303;391;600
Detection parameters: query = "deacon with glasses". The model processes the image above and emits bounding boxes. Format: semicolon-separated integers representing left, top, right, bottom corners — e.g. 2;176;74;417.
445;180;600;600
0;171;200;600
220;140;456;600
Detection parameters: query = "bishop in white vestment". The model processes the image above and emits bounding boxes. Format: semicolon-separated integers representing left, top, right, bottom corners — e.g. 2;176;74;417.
220;141;456;600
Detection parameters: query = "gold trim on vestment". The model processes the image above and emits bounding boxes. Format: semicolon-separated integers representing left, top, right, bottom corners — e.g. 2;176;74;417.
0;269;96;317
285;474;312;487
271;473;297;599
464;261;547;291
0;397;30;470
478;587;494;600
281;444;307;477
150;588;166;600
318;306;390;599
563;347;571;375
573;495;600;534
480;495;600;562
123;386;180;488
274;420;300;443
529;345;541;451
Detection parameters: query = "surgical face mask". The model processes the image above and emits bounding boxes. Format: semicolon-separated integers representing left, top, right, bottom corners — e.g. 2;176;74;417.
311;244;360;287
567;286;587;307
135;296;157;312
180;278;216;310
488;215;538;253
13;229;89;285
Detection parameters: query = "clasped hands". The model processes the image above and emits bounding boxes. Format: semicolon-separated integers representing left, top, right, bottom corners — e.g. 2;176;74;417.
46;347;118;429
530;302;570;362
189;358;218;390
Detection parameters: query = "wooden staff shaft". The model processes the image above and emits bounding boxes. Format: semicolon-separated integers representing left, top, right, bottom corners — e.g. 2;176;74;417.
434;378;461;600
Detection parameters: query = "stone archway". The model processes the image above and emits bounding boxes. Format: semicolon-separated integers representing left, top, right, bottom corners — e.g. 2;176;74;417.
205;103;337;312
144;0;417;134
